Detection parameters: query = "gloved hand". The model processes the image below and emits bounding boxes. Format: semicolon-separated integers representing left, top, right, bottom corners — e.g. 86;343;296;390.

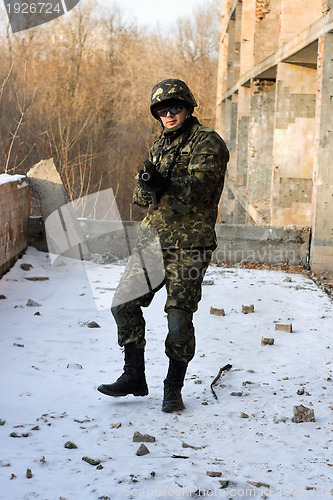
140;189;152;205
138;160;171;193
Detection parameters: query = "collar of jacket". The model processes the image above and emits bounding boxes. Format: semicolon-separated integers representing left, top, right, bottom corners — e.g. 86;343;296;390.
163;116;200;145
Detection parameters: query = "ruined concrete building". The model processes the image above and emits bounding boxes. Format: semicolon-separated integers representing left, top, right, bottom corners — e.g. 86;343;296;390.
216;0;333;271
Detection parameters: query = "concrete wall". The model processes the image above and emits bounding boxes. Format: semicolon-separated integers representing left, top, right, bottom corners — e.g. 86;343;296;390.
214;224;310;265
28;218;311;267
280;0;322;44
271;63;317;226
0;175;31;277
254;0;281;64
248;79;276;204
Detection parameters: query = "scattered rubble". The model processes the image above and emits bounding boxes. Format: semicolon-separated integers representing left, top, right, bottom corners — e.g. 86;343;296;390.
242;304;254;314
206;471;222;477
64;441;77;449
182;442;206;450
87;321;101;329
136;444;150;456
26;299;41;307
133;432;155;443
82;456;101;466
111;423;121;429
10;432;30;438
261;337;274;346
247;481;271;489
21;263;33;271
292;404;315;423
25;277;49;281
211;260;333;300
275;324;293;333
210;306;225;316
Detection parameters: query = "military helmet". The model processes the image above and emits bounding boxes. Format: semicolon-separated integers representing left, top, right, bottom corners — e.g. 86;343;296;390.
150;78;198;119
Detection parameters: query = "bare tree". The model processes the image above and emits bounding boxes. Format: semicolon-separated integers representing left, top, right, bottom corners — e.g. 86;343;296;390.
0;0;221;218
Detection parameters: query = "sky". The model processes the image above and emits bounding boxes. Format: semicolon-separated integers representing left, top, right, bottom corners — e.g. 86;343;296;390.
0;0;218;34
99;0;212;29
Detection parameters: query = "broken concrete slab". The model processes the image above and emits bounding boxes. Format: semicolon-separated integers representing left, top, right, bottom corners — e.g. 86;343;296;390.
26;159;68;220
27;159;90;261
292;404;315;423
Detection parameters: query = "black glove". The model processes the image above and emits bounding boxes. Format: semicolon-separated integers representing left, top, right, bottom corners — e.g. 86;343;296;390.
140;189;152;205
138;160;171;193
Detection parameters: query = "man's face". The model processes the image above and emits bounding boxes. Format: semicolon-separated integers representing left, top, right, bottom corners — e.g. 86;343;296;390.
155;102;188;129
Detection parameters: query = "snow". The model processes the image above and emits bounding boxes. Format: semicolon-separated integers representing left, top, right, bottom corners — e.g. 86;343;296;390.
0;246;332;500
0;174;27;186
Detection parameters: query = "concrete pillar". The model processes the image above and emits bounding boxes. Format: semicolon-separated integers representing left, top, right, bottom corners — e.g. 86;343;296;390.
236;87;251;188
240;0;256;76
247;79;276;210
233;1;242;84
310;33;333;272
217;31;229;102
234;200;247;224
271;62;317;225
217;99;232;224
226;16;236;90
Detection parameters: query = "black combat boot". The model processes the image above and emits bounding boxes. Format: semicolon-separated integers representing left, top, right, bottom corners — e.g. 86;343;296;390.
162;358;188;413
97;344;148;397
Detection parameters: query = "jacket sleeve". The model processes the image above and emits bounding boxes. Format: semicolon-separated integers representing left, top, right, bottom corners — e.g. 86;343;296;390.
166;132;229;205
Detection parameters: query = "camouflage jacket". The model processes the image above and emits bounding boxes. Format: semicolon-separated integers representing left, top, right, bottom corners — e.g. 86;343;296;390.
133;117;229;249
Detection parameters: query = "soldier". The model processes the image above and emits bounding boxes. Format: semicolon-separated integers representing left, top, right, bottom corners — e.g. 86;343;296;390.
98;79;229;412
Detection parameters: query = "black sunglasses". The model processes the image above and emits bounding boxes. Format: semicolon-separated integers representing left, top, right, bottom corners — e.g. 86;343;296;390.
156;104;184;118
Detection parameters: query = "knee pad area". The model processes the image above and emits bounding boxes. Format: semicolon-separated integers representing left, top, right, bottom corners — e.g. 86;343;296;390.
167;309;194;345
111;303;143;329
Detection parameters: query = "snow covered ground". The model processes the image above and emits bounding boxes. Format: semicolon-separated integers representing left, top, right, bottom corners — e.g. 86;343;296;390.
0;246;332;500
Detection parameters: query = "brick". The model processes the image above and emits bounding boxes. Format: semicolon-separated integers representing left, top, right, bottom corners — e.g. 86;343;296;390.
261;337;274;345
242;304;255;314
275;323;293;333
210;306;226;316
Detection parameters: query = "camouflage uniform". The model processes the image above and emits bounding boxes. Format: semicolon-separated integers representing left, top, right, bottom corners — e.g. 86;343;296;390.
112;80;229;363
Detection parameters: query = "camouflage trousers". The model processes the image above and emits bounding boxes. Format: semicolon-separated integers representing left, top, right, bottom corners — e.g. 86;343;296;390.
111;244;212;363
